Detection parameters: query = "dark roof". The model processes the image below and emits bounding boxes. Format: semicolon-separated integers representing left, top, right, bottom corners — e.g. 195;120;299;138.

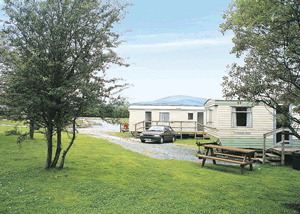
131;95;207;106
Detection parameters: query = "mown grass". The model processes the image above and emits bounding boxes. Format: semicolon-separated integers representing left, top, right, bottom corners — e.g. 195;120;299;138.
1;126;300;213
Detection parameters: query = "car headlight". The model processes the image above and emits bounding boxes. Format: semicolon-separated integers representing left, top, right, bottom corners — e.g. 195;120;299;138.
154;135;160;137
140;133;143;136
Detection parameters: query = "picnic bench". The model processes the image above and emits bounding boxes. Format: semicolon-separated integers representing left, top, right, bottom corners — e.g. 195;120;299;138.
196;145;255;174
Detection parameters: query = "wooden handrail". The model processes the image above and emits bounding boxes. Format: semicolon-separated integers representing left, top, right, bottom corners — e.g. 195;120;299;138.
133;120;220;140
263;127;292;165
264;127;291;137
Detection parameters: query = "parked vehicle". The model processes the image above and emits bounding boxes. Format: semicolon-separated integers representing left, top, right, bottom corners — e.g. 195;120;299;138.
139;125;176;143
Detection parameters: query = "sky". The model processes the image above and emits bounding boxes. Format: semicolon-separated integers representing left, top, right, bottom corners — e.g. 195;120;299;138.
111;0;244;103
0;0;245;104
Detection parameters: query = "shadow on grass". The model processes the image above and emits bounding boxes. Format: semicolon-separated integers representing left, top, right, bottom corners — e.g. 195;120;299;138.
199;163;254;175
283;200;300;213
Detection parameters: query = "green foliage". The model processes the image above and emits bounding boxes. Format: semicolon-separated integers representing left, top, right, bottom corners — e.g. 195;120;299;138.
4;126;29;144
1;126;300;213
83;104;129;118
0;0;131;168
4;126;21;136
220;0;300;137
0;119;23;126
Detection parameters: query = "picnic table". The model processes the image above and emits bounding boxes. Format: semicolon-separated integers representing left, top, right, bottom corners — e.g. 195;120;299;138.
196;145;255;174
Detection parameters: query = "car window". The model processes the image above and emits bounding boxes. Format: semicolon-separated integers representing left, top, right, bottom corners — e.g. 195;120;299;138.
148;126;164;131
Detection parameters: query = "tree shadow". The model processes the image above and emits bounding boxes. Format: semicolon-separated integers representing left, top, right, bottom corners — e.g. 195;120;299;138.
283;200;300;213
200;163;253;175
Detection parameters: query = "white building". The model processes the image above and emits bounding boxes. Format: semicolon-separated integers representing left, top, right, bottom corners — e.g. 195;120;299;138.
128;96;207;136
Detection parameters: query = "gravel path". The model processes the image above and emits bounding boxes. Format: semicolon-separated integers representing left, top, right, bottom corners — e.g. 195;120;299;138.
78;128;214;164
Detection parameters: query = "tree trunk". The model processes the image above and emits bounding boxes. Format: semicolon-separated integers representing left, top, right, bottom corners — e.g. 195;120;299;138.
51;126;62;168
29;119;34;139
59;119;76;169
45;122;53;169
288;124;300;140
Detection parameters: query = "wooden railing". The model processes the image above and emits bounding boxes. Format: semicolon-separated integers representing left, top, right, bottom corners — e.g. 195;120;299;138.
134;120;220;140
263;127;298;165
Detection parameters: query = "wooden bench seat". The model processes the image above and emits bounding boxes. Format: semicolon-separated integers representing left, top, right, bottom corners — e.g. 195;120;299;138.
196;154;253;165
197;145;255;174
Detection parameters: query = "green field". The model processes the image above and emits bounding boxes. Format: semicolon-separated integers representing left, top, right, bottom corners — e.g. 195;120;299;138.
1;125;300;213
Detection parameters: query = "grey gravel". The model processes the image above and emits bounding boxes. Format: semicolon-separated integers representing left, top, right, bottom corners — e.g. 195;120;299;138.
77;128;238;165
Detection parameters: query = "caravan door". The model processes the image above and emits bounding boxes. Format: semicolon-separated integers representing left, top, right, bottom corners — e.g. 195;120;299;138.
145;111;152;130
197;112;204;131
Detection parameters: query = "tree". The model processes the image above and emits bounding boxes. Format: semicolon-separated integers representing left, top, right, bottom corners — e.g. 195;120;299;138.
0;0;131;169
220;0;300;138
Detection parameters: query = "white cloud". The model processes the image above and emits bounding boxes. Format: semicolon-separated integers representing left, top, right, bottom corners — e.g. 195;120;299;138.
120;35;232;49
122;78;224;103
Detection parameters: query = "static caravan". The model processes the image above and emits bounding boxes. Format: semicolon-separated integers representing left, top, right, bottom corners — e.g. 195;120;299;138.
128;96;207;135
204;99;277;148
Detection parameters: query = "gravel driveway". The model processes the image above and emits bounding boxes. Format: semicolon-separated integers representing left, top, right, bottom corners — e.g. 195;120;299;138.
77;128;204;163
78;127;261;167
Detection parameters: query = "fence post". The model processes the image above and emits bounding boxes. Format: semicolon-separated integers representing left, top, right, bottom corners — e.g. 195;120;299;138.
180;122;183;140
281;133;285;166
263;134;266;164
194;122;197;139
135;123;137;137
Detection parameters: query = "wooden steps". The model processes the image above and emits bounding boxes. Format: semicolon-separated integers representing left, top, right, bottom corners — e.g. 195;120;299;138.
266;153;281;160
203;134;210;139
254;150;282;164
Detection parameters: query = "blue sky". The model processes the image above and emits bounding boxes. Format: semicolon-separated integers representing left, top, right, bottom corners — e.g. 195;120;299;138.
112;0;244;103
0;0;244;103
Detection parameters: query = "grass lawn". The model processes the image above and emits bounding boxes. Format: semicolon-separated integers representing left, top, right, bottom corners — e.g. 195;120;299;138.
1;126;300;213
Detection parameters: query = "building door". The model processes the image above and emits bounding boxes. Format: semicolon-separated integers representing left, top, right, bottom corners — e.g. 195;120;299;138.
145;111;152;130
275;106;291;146
197;112;204;131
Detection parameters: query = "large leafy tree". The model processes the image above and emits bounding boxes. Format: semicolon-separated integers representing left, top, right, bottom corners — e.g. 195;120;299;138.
0;0;131;169
220;0;300;138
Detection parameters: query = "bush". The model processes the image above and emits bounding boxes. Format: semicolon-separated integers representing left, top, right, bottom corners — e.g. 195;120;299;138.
4;126;21;136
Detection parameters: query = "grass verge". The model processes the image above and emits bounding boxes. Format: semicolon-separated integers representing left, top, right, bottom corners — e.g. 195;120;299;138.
1;126;300;213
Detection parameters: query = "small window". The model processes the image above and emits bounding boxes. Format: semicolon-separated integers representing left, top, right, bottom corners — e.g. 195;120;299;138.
232;107;252;127
188;113;193;120
159;112;169;121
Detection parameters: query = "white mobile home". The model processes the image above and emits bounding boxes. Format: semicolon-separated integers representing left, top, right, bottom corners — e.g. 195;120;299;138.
129;96;299;148
129;96;207;135
204;99;278;148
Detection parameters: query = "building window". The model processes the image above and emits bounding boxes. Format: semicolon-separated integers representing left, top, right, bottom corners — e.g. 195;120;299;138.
159;112;169;121
231;107;252;127
188;113;193;120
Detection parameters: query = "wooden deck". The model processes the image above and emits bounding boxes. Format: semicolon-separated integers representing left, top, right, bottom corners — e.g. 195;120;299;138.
174;132;211;139
134;120;212;139
269;147;300;155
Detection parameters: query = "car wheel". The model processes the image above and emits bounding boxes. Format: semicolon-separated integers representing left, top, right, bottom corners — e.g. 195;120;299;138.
160;137;164;144
172;136;175;142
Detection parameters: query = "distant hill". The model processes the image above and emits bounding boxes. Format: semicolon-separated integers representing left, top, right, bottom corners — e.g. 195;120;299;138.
131;95;207;106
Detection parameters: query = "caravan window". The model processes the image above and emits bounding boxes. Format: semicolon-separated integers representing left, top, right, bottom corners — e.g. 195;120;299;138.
188;113;193;120
159;112;169;121
231;107;252;127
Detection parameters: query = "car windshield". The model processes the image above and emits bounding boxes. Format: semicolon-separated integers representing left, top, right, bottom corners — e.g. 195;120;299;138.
148;126;164;132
